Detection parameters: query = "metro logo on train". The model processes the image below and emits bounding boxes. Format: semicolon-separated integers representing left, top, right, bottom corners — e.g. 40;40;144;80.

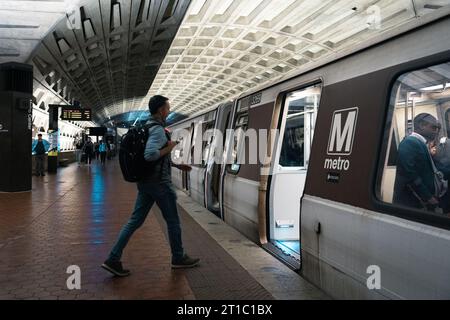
327;107;359;155
324;107;359;171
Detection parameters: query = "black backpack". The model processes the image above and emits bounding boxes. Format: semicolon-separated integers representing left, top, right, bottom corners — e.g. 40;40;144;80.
119;122;163;182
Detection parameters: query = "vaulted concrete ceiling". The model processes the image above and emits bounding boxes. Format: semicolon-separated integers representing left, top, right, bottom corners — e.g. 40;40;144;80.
145;0;450;116
1;0;191;125
0;1;67;63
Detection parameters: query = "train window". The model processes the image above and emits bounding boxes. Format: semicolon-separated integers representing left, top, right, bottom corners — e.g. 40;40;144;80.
228;111;248;174
201;120;215;167
378;61;450;219
279;84;321;168
172;126;191;163
189;119;215;167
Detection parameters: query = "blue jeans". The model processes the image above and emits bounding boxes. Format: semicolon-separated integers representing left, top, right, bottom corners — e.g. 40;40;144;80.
109;182;184;262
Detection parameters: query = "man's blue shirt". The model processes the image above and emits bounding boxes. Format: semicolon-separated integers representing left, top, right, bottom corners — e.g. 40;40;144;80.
144;118;168;162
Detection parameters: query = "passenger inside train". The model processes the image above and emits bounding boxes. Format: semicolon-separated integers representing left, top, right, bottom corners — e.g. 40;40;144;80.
380;62;450;217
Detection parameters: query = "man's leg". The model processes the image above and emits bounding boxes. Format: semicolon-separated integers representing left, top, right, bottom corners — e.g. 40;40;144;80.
153;184;200;268
36;155;43;175
34;155;39;175
108;189;155;262
102;187;155;277
153;184;185;262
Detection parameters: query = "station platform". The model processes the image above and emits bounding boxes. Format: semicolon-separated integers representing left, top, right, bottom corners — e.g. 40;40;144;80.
0;160;328;300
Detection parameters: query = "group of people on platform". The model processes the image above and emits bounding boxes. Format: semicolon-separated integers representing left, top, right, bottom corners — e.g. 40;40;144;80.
74;138;116;166
31;134;117;176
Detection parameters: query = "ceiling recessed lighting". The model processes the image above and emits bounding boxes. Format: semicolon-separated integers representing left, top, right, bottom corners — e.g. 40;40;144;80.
0;24;39;29
424;4;443;10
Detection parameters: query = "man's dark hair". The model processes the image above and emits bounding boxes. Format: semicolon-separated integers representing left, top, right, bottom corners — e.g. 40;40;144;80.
414;113;437;129
148;95;169;115
37;134;42;137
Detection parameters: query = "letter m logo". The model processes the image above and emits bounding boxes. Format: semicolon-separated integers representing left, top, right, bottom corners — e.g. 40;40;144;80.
327;107;359;155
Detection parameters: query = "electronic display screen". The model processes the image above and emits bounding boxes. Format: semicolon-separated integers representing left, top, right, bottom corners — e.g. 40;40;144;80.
61;107;92;121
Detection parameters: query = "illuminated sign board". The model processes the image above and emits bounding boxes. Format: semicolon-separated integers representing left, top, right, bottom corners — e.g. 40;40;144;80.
60;107;92;121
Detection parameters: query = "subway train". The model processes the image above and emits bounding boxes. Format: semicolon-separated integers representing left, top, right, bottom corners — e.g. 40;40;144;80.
167;12;450;299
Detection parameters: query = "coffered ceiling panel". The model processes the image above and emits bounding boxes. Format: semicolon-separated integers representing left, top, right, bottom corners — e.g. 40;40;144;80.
145;0;450;116
27;0;191;124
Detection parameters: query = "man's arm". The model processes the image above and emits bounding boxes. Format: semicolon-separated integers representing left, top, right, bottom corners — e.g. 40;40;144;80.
398;140;434;202
144;126;177;162
171;162;192;172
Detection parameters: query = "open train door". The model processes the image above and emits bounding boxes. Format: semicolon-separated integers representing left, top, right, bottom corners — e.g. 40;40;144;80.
267;83;322;269
204;103;232;217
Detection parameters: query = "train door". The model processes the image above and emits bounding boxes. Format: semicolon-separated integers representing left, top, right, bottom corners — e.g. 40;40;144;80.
205;103;232;216
172;124;192;193
189;111;216;205
183;122;195;194
268;83;322;263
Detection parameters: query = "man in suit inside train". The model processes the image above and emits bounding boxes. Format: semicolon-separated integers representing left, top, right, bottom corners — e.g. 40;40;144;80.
393;113;443;212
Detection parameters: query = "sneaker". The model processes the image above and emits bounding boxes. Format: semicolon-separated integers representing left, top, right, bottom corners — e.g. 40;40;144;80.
101;259;131;277
171;254;200;269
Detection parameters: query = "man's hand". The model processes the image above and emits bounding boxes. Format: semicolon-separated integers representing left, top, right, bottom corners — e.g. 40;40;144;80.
167;140;178;151
160;141;178;157
175;164;192;172
428;197;439;205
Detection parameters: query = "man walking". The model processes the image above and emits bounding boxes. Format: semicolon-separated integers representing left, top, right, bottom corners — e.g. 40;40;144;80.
32;134;50;176
102;95;199;277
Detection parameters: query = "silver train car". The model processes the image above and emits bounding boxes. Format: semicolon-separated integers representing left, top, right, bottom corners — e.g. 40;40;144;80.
168;12;450;299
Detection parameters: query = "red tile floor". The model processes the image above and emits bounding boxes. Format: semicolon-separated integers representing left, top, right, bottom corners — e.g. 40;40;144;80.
0;159;273;300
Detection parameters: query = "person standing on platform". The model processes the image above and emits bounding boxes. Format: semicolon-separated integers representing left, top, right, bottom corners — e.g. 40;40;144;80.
83;137;94;165
32;134;50;176
109;143;116;158
102;95;200;277
99;140;108;165
94;142;100;161
74;139;84;166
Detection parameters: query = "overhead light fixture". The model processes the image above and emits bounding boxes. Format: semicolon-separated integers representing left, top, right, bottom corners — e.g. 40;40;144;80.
421;83;450;91
424;4;443;10
0;47;20;57
0;24;39;29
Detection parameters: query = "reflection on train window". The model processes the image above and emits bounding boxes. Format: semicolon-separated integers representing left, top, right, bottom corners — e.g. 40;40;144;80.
173;135;184;161
279;84;321;168
229;112;248;173
378;61;450;218
201;120;215;167
172;126;191;163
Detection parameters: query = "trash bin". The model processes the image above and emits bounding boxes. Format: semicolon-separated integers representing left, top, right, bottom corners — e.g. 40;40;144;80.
48;150;58;173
